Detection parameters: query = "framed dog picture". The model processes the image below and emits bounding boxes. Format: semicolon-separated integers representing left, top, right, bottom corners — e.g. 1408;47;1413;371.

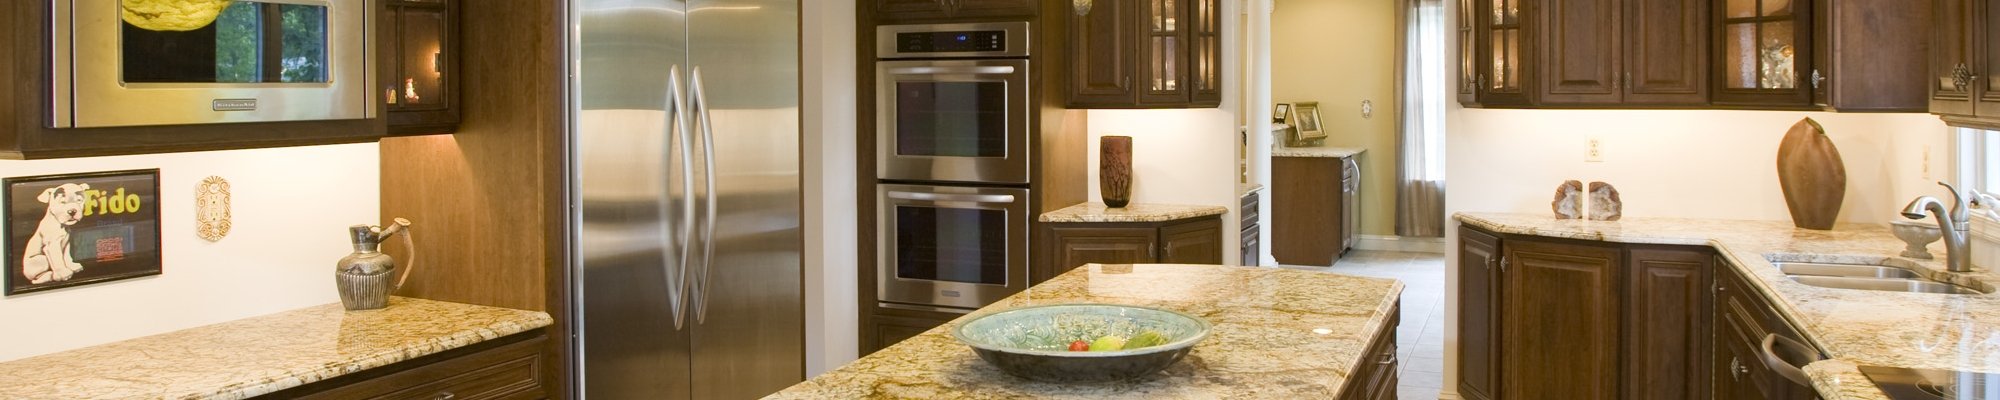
4;169;162;295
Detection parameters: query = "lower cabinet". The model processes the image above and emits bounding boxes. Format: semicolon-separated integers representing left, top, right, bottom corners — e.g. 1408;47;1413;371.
1339;300;1400;400
1457;226;1726;400
866;313;959;353
1035;215;1224;283
259;330;546;399
1241;189;1261;266
1713;255;1822;400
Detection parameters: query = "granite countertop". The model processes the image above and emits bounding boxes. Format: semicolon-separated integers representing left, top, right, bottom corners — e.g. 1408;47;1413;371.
1040;202;1228;223
1239;183;1265;197
0;297;552;400
1456;212;2000;400
767;263;1403;399
1272;146;1365;158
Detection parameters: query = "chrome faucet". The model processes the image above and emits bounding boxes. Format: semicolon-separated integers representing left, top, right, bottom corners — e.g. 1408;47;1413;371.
1902;182;1974;272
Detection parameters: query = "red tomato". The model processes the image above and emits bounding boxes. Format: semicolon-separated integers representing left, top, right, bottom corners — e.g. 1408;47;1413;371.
1068;340;1090;351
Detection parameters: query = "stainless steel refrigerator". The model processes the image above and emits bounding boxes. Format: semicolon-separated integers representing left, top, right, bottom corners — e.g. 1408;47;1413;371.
569;0;802;399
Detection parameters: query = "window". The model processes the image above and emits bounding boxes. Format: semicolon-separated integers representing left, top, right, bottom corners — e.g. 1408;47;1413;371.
1957;128;2000;200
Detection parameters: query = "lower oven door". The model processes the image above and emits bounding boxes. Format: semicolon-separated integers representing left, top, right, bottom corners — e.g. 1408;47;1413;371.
878;184;1029;310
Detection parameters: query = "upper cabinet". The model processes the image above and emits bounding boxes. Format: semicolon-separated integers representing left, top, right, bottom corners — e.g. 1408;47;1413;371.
384;0;460;136
1064;0;1222;109
1930;0;2000;128
1458;0;1928;111
876;0;1038;23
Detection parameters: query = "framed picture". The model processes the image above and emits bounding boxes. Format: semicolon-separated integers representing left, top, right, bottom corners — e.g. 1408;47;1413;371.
1293;101;1326;141
1274;103;1293;124
5;169;162;295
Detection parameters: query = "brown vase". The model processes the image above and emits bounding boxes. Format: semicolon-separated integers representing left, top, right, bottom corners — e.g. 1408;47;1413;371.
1776;118;1846;230
1101;136;1133;208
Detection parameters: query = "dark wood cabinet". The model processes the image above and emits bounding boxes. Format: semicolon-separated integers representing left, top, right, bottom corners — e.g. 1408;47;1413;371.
1810;0;1931;112
1458;0;1485;105
1930;0;2000;128
1623;246;1712;400
1456;226;1501;400
1035;215;1224;283
1625;0;1709;104
260;331;546;399
1500;237;1623;400
868;314;953;352
384;0;461;136
1538;0;1624;105
1713;255;1820;400
1338;301;1401;400
1063;0;1221;108
875;0;1037;23
1457;226;1719;400
1273;155;1358;266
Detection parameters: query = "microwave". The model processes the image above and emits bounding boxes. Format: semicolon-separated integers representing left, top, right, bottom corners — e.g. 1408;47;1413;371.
50;0;373;128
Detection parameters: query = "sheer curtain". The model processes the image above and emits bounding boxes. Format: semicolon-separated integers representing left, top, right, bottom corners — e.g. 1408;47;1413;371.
1395;0;1447;237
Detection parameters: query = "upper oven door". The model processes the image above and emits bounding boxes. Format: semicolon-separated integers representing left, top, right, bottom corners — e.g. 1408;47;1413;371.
55;0;372;128
876;59;1030;184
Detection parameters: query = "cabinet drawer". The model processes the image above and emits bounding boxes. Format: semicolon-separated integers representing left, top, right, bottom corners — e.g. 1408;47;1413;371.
296;334;546;400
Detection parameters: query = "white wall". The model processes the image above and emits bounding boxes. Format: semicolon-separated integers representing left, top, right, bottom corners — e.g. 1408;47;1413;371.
0;143;380;361
800;0;860;377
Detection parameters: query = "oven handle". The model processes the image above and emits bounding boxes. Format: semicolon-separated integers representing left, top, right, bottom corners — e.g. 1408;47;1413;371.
885;66;1019;76
887;191;1018;204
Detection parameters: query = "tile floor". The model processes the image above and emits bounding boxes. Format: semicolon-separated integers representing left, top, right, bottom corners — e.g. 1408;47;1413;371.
1280;250;1447;400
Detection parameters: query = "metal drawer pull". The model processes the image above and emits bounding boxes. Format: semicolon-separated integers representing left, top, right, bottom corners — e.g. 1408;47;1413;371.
1729;357;1747;381
1758;333;1823;388
887;191;1017;204
1377;352;1395;365
435;392;456;400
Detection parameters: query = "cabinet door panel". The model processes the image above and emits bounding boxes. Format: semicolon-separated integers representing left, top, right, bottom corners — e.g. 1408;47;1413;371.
1067;0;1139;107
1456;226;1501;400
1458;0;1484;106
1933;0;1976;116
1189;0;1222;106
1626;0;1707;104
1501;238;1621;399
1539;0;1622;104
1623;247;1711;400
1042;226;1157;282
1137;0;1190;105
875;0;1036;23
1161;217;1222;264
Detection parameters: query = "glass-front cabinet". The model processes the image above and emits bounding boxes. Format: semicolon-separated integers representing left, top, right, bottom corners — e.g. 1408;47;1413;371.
1456;0;1529;106
384;0;458;135
1457;0;1481;104
1711;0;1811;107
1487;0;1524;100
1064;0;1220;108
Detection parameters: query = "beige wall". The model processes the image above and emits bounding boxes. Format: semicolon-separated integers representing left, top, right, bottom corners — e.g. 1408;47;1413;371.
0;144;380;361
1271;0;1400;236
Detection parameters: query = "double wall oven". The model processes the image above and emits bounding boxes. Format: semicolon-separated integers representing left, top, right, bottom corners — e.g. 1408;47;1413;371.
876;22;1033;312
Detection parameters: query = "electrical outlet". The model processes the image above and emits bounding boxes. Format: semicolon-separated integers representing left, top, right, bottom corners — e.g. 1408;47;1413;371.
1360;100;1374;119
1586;136;1604;162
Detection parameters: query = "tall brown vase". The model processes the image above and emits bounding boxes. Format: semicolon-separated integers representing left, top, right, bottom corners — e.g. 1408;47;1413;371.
1101;136;1133;208
1776;118;1846;230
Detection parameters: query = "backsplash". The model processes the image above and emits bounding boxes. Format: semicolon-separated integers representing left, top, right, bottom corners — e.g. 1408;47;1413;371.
0;143;378;361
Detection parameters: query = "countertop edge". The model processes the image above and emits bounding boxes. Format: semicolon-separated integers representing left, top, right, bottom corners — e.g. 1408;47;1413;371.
1038;202;1230;223
224;312;555;399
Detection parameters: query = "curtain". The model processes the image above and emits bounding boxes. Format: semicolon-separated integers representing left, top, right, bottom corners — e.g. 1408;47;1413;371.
1395;0;1447;238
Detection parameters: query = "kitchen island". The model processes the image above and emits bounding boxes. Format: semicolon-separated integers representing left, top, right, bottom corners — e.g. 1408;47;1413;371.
769;263;1404;399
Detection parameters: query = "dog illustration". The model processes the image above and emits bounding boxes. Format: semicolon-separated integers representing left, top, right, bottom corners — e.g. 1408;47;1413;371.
22;183;89;284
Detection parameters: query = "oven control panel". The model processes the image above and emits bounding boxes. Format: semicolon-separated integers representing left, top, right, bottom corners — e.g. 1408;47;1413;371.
896;31;1007;53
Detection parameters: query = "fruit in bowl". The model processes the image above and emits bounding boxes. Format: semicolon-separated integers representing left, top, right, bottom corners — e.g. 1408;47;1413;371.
951;303;1212;383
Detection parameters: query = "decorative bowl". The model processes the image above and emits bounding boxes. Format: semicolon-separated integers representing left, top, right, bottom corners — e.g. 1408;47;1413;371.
952;303;1211;383
1891;220;1943;259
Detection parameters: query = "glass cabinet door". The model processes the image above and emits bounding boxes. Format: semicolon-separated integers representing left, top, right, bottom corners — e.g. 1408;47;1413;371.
1458;0;1480;104
1139;0;1187;103
1712;0;1810;106
1487;0;1522;95
1189;0;1220;105
387;4;448;110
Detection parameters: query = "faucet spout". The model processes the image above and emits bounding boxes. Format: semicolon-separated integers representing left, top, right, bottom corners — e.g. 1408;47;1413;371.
1903;185;1975;272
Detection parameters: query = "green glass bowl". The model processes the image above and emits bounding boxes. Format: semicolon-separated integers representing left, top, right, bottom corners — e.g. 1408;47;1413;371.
952;303;1211;382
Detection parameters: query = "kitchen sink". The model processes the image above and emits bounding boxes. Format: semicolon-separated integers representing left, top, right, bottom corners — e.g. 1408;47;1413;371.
1772;262;1923;279
1787;275;1989;295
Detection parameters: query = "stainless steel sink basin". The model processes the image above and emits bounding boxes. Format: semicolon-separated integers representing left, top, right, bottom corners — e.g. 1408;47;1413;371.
1787;275;1988;295
1773;262;1922;279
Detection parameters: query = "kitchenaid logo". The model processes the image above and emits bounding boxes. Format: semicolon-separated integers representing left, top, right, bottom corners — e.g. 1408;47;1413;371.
211;98;257;111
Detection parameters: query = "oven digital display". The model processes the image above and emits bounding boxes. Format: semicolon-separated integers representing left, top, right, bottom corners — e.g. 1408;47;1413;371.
896;31;1007;53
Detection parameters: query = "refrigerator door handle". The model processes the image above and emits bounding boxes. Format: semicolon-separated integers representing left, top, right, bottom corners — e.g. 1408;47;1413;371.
664;65;695;331
690;67;720;324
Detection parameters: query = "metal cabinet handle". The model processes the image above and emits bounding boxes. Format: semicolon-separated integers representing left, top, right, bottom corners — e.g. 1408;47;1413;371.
1498;255;1508;273
1955;63;1975;93
1729;357;1747;381
1758;334;1822;387
690;67;720;325
435;392;456;400
660;65;694;331
1377;351;1396;365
